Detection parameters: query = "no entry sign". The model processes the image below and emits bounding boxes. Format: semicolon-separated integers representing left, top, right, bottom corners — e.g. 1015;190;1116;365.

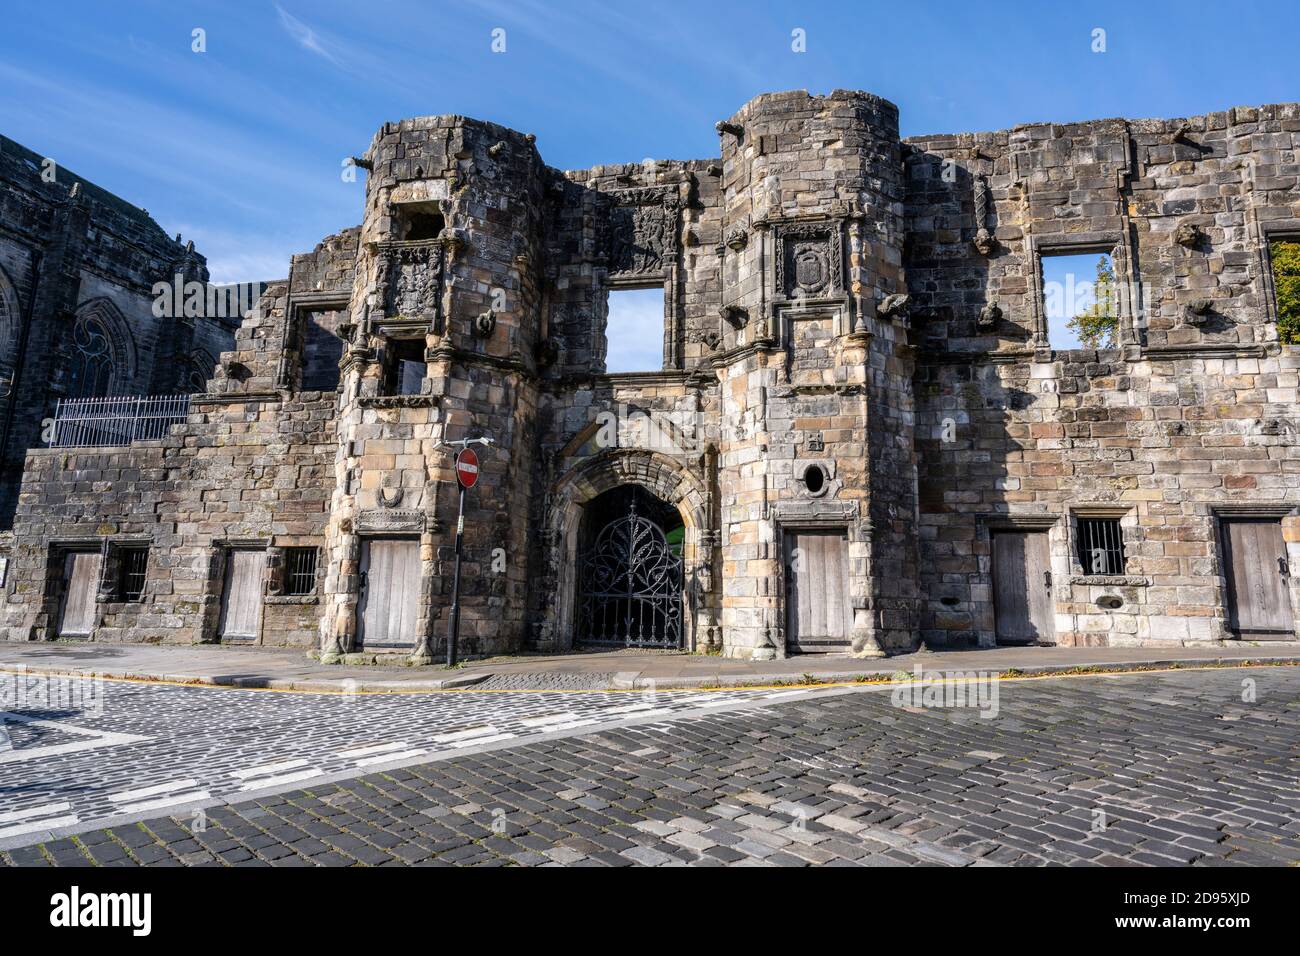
455;447;479;489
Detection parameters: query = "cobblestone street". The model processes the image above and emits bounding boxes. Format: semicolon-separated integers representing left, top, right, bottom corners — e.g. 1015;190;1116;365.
3;665;1297;867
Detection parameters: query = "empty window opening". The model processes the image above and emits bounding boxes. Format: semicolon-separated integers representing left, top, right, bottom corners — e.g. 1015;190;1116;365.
284;547;318;596
301;309;345;392
1042;252;1117;349
117;547;149;602
604;287;664;373
1077;517;1125;575
403;211;445;242
385;340;425;396
1270;240;1300;344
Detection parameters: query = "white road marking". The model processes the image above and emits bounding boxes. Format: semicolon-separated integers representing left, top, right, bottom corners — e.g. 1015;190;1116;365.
229;758;310;780
602;702;657;715
433;725;500;744
237;769;323;792
541;719;598;732
353;749;427;767
611;707;676;720
115;792;212;815
109;780;200;804
520;712;582;727
0;815;80;839
0;801;72;826
762;690;810;700
448;733;515;748
337;742;410;760
0;712;147;766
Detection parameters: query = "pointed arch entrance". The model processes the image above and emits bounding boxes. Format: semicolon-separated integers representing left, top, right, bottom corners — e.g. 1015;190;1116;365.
546;449;715;653
576;485;684;648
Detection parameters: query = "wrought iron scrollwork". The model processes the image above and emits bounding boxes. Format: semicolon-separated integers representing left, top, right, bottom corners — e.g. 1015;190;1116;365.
577;501;682;648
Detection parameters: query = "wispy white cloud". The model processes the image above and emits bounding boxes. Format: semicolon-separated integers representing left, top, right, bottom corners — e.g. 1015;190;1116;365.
274;3;346;67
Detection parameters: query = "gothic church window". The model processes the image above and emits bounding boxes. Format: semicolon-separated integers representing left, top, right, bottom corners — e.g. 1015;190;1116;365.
0;273;16;398
69;311;117;399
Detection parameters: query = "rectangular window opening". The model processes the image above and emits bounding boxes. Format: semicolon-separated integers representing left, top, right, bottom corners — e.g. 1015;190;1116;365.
284;547;318;596
1077;517;1125;576
301;309;345;392
604;287;664;373
117;547;149;602
384;340;425;396
1041;251;1117;350
1269;239;1300;345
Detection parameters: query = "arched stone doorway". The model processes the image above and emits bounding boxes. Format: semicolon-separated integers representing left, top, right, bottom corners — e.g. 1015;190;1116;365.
544;449;716;653
575;485;684;648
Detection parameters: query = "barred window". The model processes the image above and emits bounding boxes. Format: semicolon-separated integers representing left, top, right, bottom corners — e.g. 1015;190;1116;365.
1077;517;1125;575
118;548;149;601
284;548;318;596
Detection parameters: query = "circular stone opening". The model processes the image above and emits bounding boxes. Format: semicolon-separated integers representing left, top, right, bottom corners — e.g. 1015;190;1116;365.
1096;595;1123;610
802;464;827;496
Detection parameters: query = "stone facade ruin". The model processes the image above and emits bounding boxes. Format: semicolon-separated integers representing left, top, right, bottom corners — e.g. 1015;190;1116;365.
0;135;237;528
5;90;1300;660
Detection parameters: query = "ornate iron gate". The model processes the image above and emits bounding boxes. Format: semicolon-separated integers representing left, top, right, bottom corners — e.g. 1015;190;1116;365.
577;502;683;648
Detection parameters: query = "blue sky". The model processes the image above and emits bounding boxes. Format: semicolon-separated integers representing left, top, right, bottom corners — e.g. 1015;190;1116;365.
1;1;1297;285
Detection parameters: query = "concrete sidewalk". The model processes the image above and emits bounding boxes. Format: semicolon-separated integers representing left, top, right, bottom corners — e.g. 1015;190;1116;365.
0;639;1297;692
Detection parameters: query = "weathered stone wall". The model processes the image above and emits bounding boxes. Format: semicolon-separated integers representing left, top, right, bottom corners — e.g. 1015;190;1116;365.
907;104;1300;647
1;339;336;646
0;135;237;528
5;92;1300;657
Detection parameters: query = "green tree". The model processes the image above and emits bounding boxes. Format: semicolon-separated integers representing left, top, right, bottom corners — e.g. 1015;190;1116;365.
1270;241;1300;345
1067;256;1119;348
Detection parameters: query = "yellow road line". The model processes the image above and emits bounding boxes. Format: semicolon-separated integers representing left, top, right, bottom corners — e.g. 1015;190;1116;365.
0;658;1294;697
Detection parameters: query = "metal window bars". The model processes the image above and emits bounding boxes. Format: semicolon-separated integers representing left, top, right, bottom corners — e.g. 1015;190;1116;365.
1078;517;1125;575
50;395;191;448
118;548;149;601
284;548;318;596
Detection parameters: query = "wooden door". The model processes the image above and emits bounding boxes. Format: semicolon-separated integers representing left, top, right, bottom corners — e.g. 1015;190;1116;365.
993;531;1055;645
784;529;853;653
219;549;266;640
1222;518;1293;639
357;539;420;648
57;552;101;637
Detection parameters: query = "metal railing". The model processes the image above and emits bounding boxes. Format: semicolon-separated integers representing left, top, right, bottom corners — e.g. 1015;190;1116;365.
50;394;192;448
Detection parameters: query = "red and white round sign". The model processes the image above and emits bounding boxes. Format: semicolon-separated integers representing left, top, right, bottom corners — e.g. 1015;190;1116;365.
455;448;480;489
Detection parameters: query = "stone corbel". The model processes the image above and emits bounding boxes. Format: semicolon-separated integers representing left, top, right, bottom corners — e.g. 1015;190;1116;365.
877;293;911;326
715;120;744;140
721;305;749;330
1182;298;1215;327
977;302;1003;331
724;226;748;252
1174;222;1204;249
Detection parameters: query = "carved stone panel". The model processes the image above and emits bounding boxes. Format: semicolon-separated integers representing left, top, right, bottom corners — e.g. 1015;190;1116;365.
606;187;680;278
774;222;844;300
380;242;444;320
357;509;425;533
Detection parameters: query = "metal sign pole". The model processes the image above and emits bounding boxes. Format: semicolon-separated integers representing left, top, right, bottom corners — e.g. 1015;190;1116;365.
446;483;466;668
436;436;489;669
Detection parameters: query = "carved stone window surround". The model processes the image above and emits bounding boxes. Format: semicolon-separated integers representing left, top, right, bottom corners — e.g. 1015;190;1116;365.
1029;232;1136;350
